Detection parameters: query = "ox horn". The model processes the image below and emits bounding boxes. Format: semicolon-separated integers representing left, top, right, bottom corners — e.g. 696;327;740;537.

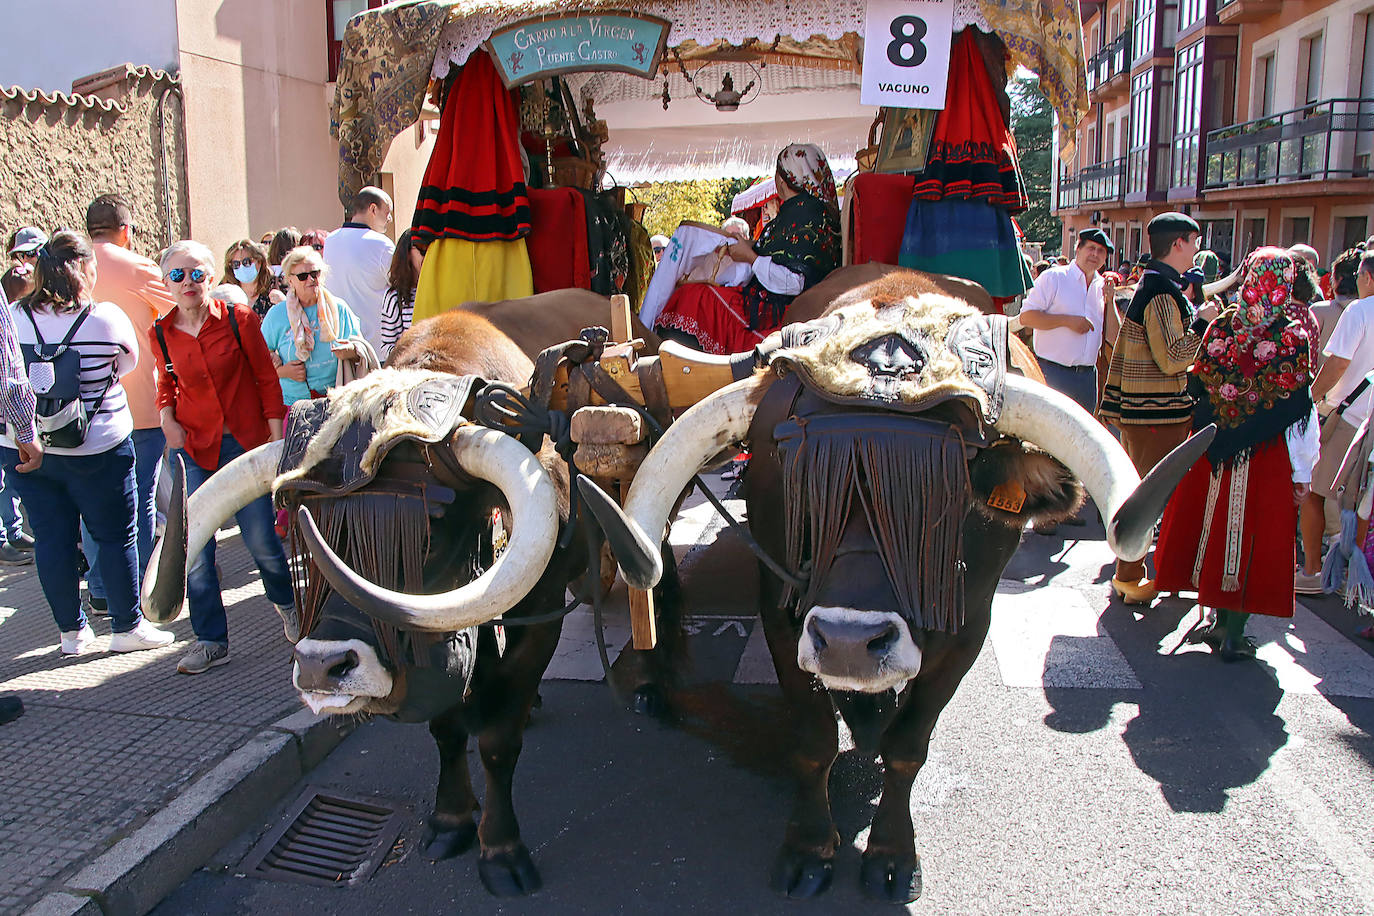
995;374;1215;561
296;425;559;632
140;440;285;621
580;372;773;590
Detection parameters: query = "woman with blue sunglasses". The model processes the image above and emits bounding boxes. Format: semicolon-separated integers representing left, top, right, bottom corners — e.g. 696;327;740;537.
152;240;295;674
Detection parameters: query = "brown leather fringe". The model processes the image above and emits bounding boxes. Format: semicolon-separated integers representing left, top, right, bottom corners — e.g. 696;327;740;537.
781;422;969;633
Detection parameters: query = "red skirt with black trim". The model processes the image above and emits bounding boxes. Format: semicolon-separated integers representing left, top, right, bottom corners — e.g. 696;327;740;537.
1154;438;1296;617
653;283;777;355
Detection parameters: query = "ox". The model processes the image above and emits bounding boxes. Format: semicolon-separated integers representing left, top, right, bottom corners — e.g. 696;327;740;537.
142;310;626;896
582;272;1211;902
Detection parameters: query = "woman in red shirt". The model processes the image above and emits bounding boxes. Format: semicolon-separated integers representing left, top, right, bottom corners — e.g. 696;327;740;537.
153;240;295;675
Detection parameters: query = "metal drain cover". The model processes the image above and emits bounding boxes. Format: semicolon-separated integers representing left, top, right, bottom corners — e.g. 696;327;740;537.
241;788;406;887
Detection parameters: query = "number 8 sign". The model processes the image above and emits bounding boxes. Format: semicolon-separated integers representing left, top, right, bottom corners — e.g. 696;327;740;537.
860;0;955;109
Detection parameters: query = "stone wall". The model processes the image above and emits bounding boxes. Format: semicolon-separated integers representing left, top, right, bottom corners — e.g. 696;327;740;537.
0;65;189;260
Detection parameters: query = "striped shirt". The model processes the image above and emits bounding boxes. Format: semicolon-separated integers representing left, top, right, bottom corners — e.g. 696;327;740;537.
0;301;137;455
0;288;36;443
378;287;415;361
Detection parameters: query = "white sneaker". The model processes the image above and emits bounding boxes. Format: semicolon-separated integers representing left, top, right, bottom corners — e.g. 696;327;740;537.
109;619;176;653
60;624;97;656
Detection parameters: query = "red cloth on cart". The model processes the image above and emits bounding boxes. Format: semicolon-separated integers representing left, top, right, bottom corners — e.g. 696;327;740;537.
655;283;776;355
850;173;916;266
913;30;1027;212
526;188;591;292
1153;438;1297;618
412;50;531;242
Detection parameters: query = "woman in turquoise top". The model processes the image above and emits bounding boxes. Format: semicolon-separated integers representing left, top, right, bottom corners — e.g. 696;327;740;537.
260;246;362;404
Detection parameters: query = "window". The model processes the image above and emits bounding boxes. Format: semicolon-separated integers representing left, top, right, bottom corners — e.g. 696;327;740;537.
1340;216;1369;252
1127;70;1155;194
1129;226;1143;260
1256;54;1276;117
1178;0;1206;31
1171;41;1204;189
1300;34;1324;105
328;0;385;81
1197;218;1235;265
1134;0;1156;61
1241;217;1266;253
1282;216;1311;247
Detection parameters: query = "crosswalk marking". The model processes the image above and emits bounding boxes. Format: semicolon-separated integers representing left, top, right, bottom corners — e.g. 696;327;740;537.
989;582;1142;690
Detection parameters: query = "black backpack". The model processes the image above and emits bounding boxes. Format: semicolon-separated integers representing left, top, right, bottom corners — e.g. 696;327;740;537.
20;305;114;449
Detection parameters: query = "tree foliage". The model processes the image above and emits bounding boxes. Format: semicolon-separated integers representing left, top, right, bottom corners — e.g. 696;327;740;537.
1009;73;1062;255
636;176;763;238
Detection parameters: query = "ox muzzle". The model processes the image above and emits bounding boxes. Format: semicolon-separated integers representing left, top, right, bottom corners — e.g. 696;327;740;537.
292;637;394;716
797;607;922;694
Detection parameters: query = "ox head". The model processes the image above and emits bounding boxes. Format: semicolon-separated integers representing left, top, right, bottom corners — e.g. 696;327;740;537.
142;371;563;718
583;278;1213;698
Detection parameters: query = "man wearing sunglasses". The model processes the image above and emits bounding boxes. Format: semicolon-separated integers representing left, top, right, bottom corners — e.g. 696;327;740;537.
323;185;394;355
86;194;176;571
8;226;46;265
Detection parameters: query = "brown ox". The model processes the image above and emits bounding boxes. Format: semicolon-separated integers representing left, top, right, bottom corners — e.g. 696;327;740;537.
583;270;1211;902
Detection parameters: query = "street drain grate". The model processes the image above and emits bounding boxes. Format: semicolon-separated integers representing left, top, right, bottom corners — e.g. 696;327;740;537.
241;788;406;887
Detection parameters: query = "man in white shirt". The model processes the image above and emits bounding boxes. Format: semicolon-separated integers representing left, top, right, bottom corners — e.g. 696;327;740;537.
323;186;395;352
1018;228;1114;414
1298;251;1374;592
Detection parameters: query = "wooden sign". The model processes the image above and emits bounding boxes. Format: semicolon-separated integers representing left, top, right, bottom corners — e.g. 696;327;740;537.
485;11;670;87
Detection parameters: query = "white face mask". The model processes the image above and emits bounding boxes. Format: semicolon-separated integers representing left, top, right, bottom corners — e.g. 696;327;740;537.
233;264;259;284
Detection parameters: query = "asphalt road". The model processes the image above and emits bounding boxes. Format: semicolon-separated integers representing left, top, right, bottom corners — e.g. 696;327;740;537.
155;490;1374;915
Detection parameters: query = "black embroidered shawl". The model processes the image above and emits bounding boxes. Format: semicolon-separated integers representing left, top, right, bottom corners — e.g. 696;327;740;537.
742;192;840;329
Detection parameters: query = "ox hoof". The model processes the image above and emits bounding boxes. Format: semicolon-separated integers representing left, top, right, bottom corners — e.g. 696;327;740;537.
478;845;542;897
630;684;670;719
769;849;834;898
421;821;476;860
860;852;922;903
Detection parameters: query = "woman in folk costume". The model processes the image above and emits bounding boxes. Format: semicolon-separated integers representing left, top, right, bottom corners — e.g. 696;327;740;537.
1154;247;1320;661
652;143;841;355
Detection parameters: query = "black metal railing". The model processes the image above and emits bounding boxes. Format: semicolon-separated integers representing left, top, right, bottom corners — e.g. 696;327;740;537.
1056;170;1081;210
1204;98;1374;189
1215;0;1238;10
1080;157;1125;203
1087;28;1132;92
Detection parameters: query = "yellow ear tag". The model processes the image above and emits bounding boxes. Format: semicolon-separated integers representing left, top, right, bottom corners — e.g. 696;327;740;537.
987;479;1027;513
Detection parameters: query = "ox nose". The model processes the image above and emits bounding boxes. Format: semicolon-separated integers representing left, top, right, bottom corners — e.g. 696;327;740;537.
799;608;922;691
294;647;360;691
806;615;901;662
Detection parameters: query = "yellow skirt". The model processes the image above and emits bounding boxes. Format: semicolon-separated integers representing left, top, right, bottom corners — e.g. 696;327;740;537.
412;238;534;323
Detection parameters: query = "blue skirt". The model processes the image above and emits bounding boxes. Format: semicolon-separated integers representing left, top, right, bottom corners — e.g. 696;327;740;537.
897;198;1030;299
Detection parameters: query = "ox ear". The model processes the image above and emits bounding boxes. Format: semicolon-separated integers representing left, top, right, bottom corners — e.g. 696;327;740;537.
968;442;1085;527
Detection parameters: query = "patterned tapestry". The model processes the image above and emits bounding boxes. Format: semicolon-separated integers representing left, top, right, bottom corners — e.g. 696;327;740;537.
331;0;454;210
977;0;1089;166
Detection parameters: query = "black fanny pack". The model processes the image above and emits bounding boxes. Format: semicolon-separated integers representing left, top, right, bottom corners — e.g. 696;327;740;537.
19;305;112;449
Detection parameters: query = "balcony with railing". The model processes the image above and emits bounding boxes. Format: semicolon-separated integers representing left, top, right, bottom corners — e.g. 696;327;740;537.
1087;29;1133;98
1056;169;1081;211
1216;0;1284;24
1204;99;1374;191
1080;158;1125;203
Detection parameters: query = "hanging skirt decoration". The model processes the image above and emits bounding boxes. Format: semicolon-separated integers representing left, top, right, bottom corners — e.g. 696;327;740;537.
412;238;534;323
412;49;531;242
912;29;1027;212
898;198;1029;299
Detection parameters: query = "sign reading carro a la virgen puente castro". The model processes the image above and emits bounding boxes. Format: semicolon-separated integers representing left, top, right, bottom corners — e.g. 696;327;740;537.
485;11;670;87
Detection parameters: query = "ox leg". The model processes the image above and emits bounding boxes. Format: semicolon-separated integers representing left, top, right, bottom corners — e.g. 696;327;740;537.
861;625;988;903
470;621;562;897
760;601;842;898
611;541;684;718
423;703;479;859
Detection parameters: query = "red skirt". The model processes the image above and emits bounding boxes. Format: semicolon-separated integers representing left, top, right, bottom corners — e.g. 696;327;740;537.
653;283;778;355
1154;438;1296;617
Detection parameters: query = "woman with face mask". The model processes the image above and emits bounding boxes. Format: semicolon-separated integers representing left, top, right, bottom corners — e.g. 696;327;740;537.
223;240;283;318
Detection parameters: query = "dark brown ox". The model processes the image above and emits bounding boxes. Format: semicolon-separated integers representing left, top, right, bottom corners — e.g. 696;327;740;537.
582;270;1212;902
140;310;633;897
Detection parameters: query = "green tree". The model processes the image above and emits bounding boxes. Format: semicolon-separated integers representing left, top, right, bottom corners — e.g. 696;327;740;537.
1009;74;1062;255
636;176;763;238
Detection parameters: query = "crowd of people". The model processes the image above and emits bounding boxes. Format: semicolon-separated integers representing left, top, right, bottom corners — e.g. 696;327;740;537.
0;186;421;672
1019;211;1374;658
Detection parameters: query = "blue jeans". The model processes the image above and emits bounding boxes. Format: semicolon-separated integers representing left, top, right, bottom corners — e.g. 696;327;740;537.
82;427;164;594
0;466;22;543
1038;358;1100;416
179;435;293;646
1;438;142;633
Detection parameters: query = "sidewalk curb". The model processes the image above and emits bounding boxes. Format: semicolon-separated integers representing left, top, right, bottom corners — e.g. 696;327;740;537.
24;709;352;916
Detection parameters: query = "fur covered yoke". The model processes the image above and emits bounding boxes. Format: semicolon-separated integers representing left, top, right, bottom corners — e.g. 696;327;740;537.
766;292;1008;422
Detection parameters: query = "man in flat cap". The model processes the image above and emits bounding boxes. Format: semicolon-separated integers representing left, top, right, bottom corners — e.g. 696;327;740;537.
1100;212;1218;603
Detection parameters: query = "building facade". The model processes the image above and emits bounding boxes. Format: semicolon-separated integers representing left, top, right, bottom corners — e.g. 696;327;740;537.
0;0;432;258
1054;0;1374;269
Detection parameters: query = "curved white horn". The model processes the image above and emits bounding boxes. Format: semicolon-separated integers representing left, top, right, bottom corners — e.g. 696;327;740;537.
604;372;772;588
298;425;559;632
140;440;283;614
996;375;1158;561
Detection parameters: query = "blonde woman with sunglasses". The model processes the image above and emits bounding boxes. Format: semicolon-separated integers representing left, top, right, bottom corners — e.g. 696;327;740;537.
152;240;295;674
259;246;362;406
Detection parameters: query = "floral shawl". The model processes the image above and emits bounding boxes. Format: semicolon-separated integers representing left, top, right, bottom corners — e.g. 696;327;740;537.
1190;247;1312;467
